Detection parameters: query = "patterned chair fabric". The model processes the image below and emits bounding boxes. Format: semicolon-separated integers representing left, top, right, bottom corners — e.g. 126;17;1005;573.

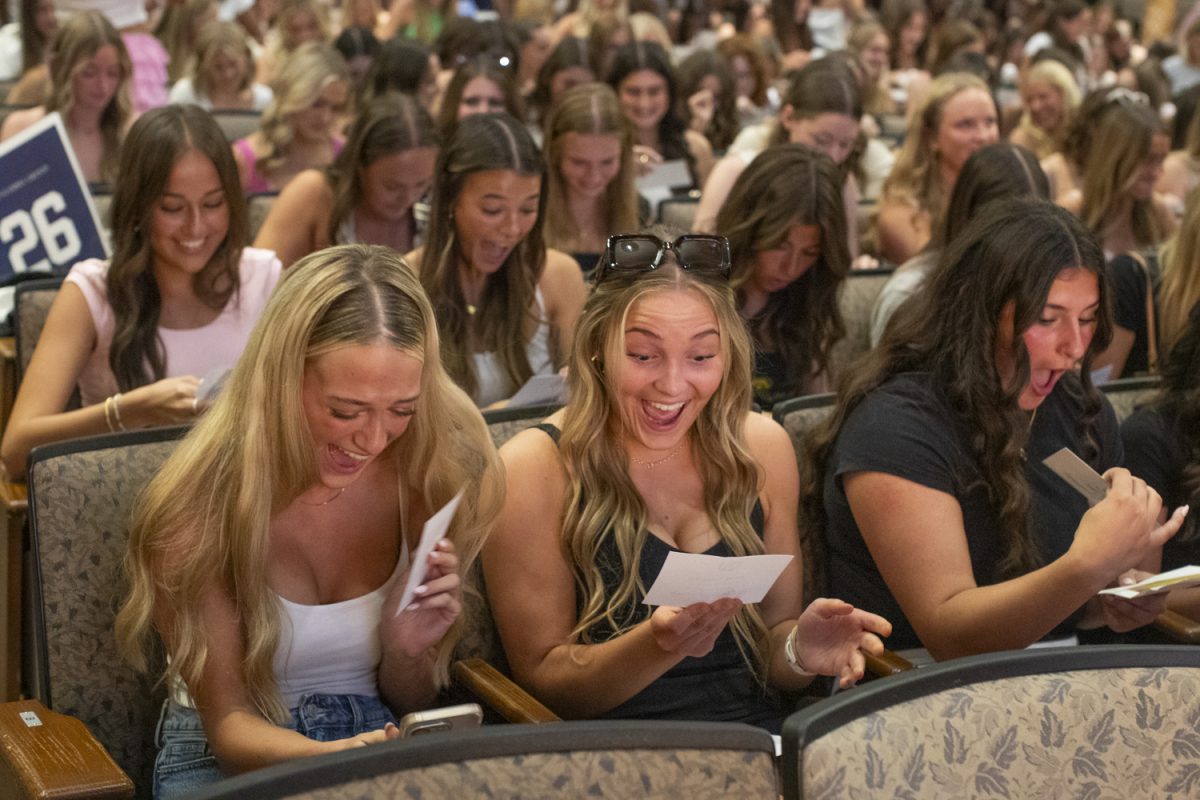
772;393;835;461
188;720;779;799
483;403;559;449
247;193;279;241
14;277;63;382
1100;375;1161;423
828;269;893;380
784;645;1200;800
27;427;189;798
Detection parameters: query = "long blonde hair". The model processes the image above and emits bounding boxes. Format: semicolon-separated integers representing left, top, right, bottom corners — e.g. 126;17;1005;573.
1079;98;1167;251
882;72;991;224
116;245;503;722
259;43;349;179
543;83;638;254
45;10;132;183
560;265;770;679
1158;186;1200;350
1014;59;1081;157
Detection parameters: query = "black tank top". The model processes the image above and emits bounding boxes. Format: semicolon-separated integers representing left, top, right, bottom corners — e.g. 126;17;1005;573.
535;423;783;732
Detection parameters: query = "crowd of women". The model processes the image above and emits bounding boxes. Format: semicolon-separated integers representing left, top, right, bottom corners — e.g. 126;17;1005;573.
1;0;1199;794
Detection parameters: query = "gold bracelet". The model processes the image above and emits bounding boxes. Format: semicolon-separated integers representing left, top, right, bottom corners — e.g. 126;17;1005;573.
111;392;126;431
103;396;116;432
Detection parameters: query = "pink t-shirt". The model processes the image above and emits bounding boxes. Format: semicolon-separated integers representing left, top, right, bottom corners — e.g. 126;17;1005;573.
121;32;169;114
65;247;281;406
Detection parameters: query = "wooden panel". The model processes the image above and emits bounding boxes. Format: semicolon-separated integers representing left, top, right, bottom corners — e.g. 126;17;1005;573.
0;699;132;799
0;481;26;702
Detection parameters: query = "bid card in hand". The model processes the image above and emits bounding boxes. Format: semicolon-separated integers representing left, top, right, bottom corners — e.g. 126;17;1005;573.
642;552;793;607
395;490;464;615
1042;448;1107;506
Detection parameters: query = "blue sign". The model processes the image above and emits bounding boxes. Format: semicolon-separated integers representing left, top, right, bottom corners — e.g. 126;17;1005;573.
0;112;108;280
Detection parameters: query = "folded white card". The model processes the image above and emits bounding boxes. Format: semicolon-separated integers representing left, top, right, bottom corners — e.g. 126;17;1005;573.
395;490;464;615
642;551;793;607
1043;448;1107;507
1098;565;1200;599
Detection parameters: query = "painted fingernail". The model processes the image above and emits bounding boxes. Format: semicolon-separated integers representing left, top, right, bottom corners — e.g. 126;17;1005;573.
414;585;427;595
407;602;420;611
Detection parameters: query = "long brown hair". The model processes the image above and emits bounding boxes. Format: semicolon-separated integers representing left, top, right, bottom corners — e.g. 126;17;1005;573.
418;113;547;400
803;199;1112;585
717;144;848;397
542;83;638;254
325;93;439;245
107;105;247;391
44;10;132;183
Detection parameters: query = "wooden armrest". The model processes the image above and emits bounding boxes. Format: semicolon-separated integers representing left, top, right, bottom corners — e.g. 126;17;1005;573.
864;648;914;676
0;699;132;799
0;481;27;513
1153;610;1200;644
451;659;560;724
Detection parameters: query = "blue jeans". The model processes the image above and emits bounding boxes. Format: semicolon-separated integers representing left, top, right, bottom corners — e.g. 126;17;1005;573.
153;694;398;799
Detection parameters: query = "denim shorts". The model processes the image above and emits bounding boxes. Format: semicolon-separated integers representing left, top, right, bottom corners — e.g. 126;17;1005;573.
153;693;398;799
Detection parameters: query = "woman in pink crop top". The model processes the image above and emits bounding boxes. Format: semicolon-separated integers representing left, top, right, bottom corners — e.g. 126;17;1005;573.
0;104;282;477
115;244;503;797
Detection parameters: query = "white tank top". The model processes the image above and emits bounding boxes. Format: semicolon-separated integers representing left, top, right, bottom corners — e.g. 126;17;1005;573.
271;547;408;709
471;288;553;407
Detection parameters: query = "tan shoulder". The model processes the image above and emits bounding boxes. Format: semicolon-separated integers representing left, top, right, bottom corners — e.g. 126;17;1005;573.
498;419;566;487
743;410;793;461
403;247;424;273
0;106;46;140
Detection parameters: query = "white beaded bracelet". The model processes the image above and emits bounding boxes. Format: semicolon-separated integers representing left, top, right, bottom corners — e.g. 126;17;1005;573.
784;625;816;677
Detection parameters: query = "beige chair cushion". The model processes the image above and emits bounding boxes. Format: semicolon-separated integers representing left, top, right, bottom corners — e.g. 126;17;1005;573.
803;665;1200;798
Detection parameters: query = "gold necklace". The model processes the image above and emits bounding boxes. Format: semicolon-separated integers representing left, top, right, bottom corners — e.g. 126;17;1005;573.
629;442;684;469
300;487;345;506
1019;407;1039;461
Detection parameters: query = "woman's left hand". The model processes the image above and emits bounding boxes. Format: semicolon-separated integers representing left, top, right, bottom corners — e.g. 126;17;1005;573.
793;598;892;688
1089;569;1168;633
383;539;461;658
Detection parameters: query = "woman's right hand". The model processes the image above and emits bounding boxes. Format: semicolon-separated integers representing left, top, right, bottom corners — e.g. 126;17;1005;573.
121;376;201;428
649;598;742;658
633;145;663;177
1070;468;1187;579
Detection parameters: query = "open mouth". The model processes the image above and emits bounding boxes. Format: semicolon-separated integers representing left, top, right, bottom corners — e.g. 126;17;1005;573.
641;399;686;431
328;443;369;473
1029;369;1062;398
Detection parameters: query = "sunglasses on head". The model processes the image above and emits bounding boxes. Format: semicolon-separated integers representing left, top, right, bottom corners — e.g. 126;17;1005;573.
597;234;732;281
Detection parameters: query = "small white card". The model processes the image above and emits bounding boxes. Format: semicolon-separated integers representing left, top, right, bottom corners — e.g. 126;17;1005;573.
197;366;232;406
395;490;464;615
642;551;793;607
635;158;691;192
1099;565;1200;599
1043;448;1108;507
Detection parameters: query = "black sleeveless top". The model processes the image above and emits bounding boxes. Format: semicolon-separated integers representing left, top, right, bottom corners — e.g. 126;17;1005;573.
536;424;783;732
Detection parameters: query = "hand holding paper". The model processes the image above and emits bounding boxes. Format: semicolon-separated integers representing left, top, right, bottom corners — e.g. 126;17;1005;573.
1099;565;1200;599
395;490;464;615
641;552;793;607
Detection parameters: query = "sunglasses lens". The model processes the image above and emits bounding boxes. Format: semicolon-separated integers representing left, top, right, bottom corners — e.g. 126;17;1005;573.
677;238;727;271
611;237;660;270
